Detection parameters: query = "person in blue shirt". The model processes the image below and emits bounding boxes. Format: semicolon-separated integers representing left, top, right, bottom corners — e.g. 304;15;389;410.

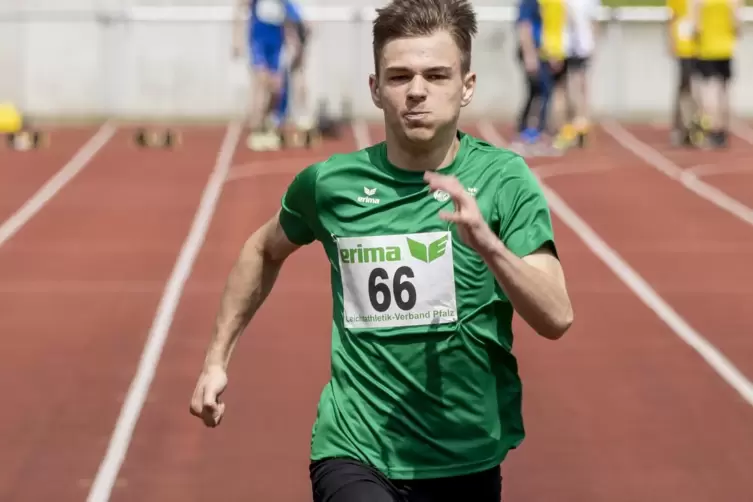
233;0;305;150
515;0;554;146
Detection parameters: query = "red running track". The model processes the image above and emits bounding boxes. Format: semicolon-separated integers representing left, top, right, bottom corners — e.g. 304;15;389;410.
0;121;752;502
0;124;229;501
0;125;104;224
472;123;753;501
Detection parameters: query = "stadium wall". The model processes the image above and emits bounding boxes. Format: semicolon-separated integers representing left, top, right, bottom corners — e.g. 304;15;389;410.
1;3;752;122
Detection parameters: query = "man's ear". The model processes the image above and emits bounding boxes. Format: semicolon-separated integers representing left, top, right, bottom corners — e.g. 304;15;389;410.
369;73;383;109
460;71;477;108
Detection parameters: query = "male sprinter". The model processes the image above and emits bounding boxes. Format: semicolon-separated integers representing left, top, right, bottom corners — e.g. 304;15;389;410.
667;0;699;146
692;0;741;148
233;0;304;150
191;0;573;500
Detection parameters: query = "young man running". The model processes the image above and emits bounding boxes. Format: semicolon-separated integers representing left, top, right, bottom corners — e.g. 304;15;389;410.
191;0;574;500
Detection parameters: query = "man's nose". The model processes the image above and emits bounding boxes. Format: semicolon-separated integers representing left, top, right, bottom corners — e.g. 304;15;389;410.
407;76;428;99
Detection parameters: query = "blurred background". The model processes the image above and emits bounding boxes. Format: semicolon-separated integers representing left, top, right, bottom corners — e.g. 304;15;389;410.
1;0;751;125
2;2;753;502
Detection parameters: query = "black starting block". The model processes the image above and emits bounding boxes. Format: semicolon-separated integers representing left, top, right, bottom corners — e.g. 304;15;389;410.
134;128;180;149
5;129;47;151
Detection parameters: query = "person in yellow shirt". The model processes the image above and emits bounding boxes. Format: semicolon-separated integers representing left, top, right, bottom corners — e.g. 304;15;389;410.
691;0;741;147
666;0;699;146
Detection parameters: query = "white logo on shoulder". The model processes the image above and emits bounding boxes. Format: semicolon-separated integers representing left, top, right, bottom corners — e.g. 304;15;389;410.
358;187;380;205
433;190;450;202
433;187;476;201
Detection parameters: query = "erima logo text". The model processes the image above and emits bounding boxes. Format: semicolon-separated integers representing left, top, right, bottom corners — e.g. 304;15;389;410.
339;235;448;264
358;187;379;204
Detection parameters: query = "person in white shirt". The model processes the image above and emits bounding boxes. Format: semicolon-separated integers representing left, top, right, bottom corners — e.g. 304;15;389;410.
553;0;601;149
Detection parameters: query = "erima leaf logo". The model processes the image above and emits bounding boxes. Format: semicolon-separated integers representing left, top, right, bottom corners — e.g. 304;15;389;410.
364;187;377;196
406;235;448;263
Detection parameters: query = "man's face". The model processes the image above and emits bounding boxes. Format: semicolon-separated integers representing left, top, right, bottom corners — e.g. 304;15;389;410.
370;30;476;145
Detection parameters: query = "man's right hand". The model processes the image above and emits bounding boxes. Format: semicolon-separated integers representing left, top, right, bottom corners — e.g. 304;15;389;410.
190;365;228;427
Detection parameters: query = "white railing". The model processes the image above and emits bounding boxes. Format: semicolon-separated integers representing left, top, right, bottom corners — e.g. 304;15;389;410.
1;5;752;121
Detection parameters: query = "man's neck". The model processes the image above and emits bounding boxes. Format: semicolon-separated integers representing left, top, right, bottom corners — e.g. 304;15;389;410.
385;126;461;173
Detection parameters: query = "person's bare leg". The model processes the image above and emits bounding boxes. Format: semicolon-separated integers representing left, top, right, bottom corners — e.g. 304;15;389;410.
290;66;313;129
247;68;271;131
569;67;590;140
705;77;722;134
720;78;730;144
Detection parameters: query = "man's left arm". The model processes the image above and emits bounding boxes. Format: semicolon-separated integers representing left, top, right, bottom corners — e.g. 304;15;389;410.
424;158;573;341
478;236;572;340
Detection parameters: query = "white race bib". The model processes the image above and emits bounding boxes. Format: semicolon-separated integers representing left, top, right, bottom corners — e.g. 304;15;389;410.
255;0;285;25
338;232;458;329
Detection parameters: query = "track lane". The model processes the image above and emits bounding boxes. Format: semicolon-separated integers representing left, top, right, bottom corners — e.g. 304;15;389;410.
464;123;753;501
501;219;753;502
0;125;105;223
108;131;357;502
488;123;753;386
616;123;753;211
0;125;228;502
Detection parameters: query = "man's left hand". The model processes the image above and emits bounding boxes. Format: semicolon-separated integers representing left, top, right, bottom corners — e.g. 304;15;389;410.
424;171;498;255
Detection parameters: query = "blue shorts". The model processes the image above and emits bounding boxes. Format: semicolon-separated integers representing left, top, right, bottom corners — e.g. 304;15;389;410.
250;39;284;72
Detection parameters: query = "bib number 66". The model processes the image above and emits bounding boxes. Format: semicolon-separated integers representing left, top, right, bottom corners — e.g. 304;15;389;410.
368;266;416;312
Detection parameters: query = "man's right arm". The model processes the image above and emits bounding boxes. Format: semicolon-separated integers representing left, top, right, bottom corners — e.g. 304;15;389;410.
189;211;302;427
203;155;318;372
202;211;300;372
190;160;319;426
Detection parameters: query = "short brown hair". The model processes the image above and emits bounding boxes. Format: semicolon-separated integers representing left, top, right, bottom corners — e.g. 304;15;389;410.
372;0;478;75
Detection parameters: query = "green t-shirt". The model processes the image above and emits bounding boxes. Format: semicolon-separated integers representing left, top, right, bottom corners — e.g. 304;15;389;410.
279;131;556;480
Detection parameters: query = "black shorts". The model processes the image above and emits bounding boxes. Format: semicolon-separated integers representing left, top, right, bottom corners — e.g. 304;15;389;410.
310;457;503;502
677;57;696;89
566;55;590;71
695;58;732;81
552;58;568;84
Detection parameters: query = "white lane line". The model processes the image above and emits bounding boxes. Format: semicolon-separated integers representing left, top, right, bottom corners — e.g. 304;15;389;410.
0;122;117;247
475;119;753;408
601;119;753;228
86;121;243;502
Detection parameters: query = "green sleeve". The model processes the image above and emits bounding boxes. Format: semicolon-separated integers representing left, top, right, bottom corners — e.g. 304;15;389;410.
279;162;319;245
495;155;557;258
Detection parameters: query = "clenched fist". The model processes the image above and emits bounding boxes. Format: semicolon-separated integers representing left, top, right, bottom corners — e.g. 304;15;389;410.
190;365;228;428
